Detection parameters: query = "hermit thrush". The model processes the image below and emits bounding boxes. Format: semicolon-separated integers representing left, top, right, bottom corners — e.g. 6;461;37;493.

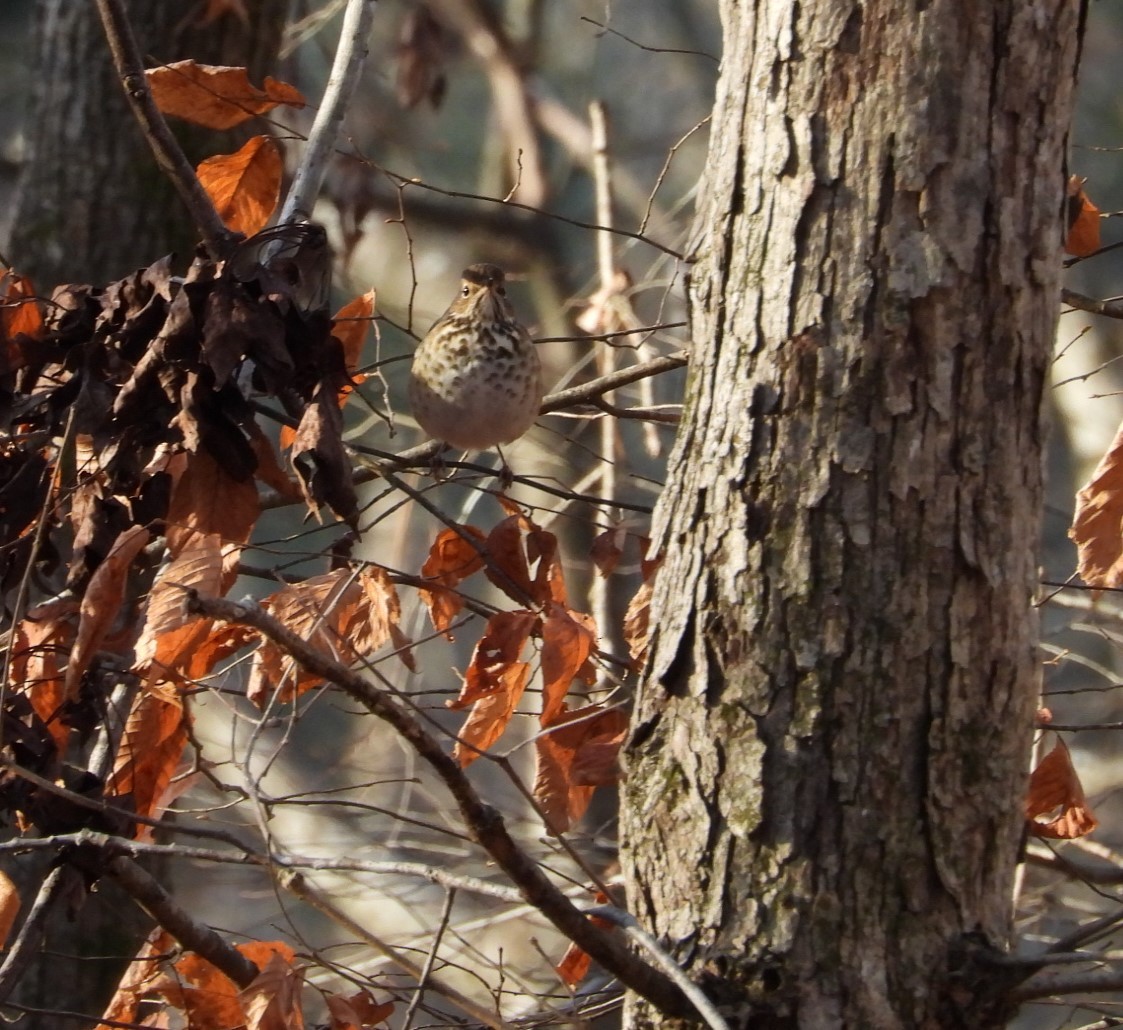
409;263;543;452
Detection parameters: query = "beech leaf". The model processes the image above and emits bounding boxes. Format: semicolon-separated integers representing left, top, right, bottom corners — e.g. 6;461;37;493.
1070;418;1123;588
1026;737;1098;840
1065;175;1101;257
146;61;306;130
197;136;282;236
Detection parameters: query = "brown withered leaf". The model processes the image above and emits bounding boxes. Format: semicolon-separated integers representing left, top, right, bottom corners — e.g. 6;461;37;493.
486;498;567;606
97;927;174;1030
325;988;394;1029
418;525;487;636
590;526;625;577
0;267;44;348
1065;175;1101;257
1070;419;1123;587
166;445;260;559
146;61;306;130
555;892;614;989
452;661;532;767
133;533;227;693
357;565;416;671
331;289;375;382
9;598;79;757
65;525;152;700
540;604;597;726
0;870;18;949
239;951;304;1030
291;382;358;521
153;941;296;1030
449;609;538;710
534;706;624;835
1026;737;1098;840
246;419;301;499
106;692;188;840
247;568;407;706
201;277;288;391
197;136;282;236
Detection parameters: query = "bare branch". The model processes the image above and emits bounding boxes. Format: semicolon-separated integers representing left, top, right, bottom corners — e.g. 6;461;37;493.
0;866;78;1003
184;592;693;1018
93;0;236;257
106;855;260;988
279;0;375;224
279;869;509;1029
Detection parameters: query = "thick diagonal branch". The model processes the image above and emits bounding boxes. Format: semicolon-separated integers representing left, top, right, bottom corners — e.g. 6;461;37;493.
184;591;692;1019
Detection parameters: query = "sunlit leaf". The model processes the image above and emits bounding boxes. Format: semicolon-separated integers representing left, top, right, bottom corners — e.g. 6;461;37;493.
197;136;282;235
1070;418;1123;588
147;61;305;130
1026;737;1098;840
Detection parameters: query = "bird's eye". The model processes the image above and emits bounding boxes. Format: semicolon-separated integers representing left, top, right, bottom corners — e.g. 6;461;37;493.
461;285;471;297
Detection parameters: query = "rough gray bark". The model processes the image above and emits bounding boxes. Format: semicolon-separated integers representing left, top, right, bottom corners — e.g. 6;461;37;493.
7;0;290;286
621;2;1084;1027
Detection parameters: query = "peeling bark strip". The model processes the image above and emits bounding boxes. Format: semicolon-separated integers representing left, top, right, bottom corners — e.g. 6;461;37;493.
622;2;1083;1028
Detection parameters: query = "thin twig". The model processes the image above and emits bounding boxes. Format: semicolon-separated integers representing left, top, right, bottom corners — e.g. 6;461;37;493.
0;866;76;1003
279;0;376;224
402;888;457;1028
93;0;235;256
279;869;509;1029
184;592;692;1018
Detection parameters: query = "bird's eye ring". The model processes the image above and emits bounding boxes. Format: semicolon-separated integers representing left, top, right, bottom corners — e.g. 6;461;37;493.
461;285;471;297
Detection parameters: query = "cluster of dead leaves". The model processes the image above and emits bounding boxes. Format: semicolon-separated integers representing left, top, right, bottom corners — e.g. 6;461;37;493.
417;499;658;834
96;930;392;1030
0;247;378;839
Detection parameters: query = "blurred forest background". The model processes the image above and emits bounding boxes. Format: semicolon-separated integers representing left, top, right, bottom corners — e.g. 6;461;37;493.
2;0;1123;1027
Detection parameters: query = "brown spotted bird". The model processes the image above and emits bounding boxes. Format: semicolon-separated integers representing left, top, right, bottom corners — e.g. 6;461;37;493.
409;263;543;452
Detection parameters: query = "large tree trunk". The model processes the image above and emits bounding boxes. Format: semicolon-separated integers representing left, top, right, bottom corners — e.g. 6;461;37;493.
6;0;290;286
621;2;1083;1027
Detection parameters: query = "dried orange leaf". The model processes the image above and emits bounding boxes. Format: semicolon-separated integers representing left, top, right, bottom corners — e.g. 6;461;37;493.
555;893;614;988
332;289;375;378
106;692;189;841
326;989;394;1029
166;446;260;559
198;136;282;235
1026;737;1098;840
418;525;487;636
247;569;408;706
1065;175;1101;257
540;604;597;726
449;609;538;709
9;599;79;757
133;533;226;690
453;662;532;767
534;706;627;834
65;525;152;700
622;557;662;672
0;268;44;345
0;870;19;949
1070;419;1123;587
147;61;306;130
239;951;304;1030
590;526;625;577
97;928;175;1030
485;506;566;607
